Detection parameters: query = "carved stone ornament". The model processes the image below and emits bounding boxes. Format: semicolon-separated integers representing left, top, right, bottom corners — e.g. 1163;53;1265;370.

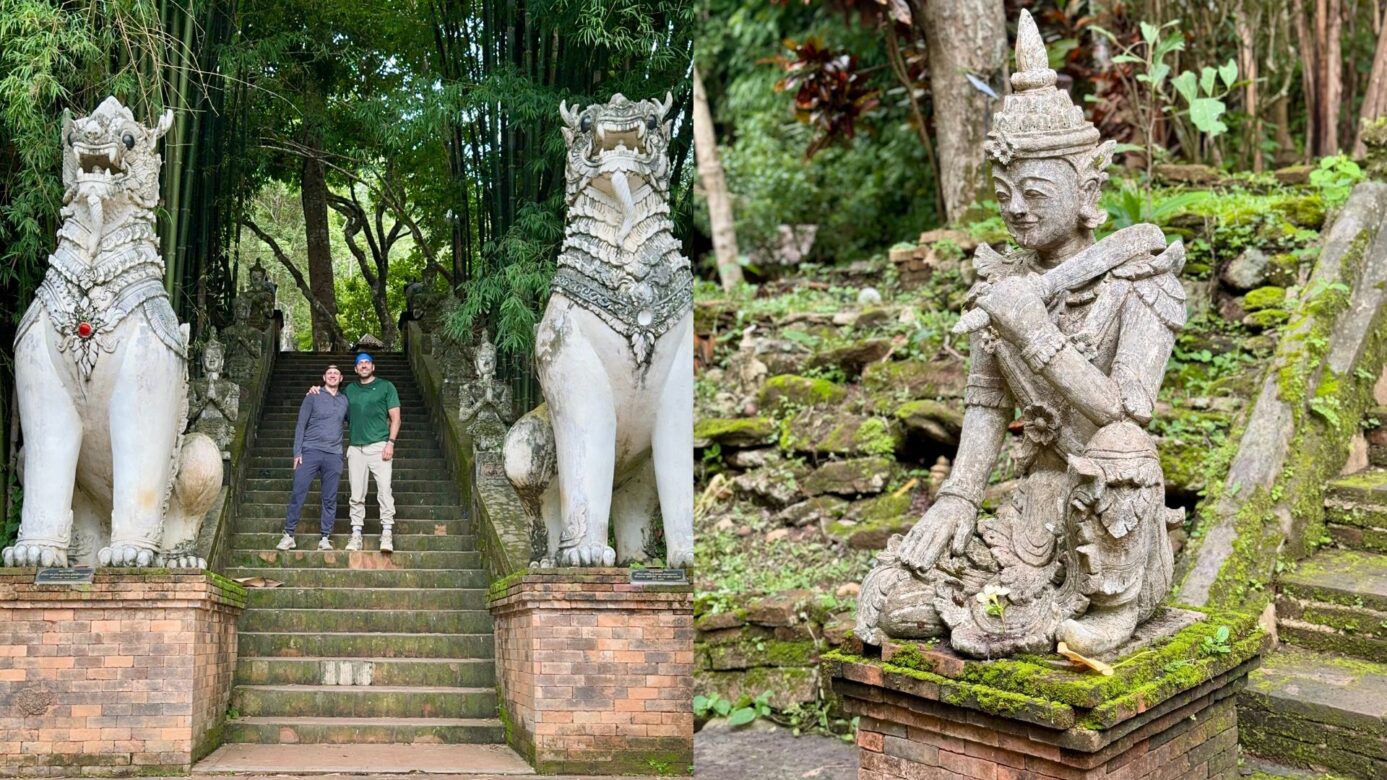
502;94;694;570
189;328;240;459
3;97;222;571
853;12;1188;658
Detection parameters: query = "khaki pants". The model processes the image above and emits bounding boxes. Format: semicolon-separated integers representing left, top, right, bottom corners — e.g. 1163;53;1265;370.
347;442;394;530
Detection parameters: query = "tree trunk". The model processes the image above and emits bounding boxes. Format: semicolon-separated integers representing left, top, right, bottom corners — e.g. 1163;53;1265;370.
917;0;1007;223
1235;1;1263;172
1315;0;1344;155
1293;0;1318;160
1355;13;1387;156
300;136;340;351
692;67;743;291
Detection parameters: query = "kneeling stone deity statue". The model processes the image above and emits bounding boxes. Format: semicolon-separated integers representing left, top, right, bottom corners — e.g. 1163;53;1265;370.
855;12;1187;658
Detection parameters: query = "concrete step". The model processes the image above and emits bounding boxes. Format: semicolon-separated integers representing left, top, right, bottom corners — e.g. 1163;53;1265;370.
1326;469;1387;553
243;478;456;493
234;533;472;552
237;632;493;659
218;717;509;748
227;549;481;570
1277;548;1387;662
234;516;468;536
232;684;496;719
238;489;459;505
246;456;442;470
227;567;490;589
234;657;496;687
246;587;487;611
240;608;492;634
236;502;464;521
1239;645;1387;777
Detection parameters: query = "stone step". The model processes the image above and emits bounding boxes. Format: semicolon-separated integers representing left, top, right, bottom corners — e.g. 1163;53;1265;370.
1276;548;1387;662
231;684;497;719
234;657;496;687
246;456;442;470
243;478;456;493
234;516;468;536
238;632;493;659
1326;469;1387;553
227;567;490;589
236;501;463;520
220;716;506;746
246;587;488;611
227;549;481;570
1239;645;1387;777
234;532;472;552
238;489;459;505
240;608;492;634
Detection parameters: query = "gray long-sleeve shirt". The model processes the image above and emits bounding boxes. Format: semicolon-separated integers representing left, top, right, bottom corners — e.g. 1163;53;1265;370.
293;390;350;456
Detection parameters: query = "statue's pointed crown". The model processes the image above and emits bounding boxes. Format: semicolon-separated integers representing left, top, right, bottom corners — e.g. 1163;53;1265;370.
985;10;1102;166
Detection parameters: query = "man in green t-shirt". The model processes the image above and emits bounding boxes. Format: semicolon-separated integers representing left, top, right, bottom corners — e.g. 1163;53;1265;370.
341;352;401;552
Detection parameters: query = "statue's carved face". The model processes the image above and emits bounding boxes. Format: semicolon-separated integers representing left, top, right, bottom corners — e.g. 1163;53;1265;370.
993;158;1097;255
560;93;674;203
476;349;496;378
62;97;171;207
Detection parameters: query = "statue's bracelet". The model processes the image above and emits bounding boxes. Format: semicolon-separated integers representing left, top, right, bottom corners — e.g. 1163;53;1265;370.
935;486;981;510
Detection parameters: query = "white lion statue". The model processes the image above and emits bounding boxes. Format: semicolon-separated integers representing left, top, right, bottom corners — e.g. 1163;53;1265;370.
503;93;693;569
2;97;222;569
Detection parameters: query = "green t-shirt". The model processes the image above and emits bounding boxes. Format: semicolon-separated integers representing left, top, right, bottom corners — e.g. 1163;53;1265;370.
343;378;400;446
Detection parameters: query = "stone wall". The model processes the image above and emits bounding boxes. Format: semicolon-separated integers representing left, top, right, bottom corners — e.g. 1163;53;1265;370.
197;317;280;573
0;571;246;777
404;320;531;579
1179;181;1387;611
488;570;694;775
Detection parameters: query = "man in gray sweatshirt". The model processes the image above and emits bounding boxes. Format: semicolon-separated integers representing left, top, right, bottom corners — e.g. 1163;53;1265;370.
278;365;351;551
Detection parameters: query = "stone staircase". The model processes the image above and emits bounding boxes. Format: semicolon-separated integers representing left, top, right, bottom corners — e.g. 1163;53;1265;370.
1240;407;1387;778
220;352;504;747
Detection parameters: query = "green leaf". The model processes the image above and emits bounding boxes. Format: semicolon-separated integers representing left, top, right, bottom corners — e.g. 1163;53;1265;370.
713;698;732;717
693;695;709;714
1140;21;1159;45
728;707;757;727
1188;98;1228;136
1048;38;1080;71
1219;59;1238;88
1112;54;1143;64
1172;71;1198;104
1149;63;1171;88
1200;67;1217;95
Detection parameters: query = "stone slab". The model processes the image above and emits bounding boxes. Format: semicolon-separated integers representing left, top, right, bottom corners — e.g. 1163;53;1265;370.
192;744;532;775
1279;548;1387;612
1243;645;1387;736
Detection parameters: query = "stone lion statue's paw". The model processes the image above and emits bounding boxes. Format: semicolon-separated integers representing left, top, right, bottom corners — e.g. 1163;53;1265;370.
156;553;206;570
98;545;156;567
667;548;694;569
2;543;68;568
561;544;617;567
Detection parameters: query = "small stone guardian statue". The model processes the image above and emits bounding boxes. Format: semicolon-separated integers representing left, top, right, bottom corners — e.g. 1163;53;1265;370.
459;336;513;452
854;12;1187;658
188;328;240;459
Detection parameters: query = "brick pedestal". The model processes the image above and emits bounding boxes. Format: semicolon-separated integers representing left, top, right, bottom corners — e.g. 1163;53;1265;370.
829;609;1267;780
0;570;246;777
488;569;693;775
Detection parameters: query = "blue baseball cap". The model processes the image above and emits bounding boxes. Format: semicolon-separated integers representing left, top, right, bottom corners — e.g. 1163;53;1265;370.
355;352;374;365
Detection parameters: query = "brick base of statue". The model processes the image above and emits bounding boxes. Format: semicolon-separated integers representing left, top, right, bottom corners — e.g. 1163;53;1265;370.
488;568;693;775
828;608;1267;780
0;570;246;777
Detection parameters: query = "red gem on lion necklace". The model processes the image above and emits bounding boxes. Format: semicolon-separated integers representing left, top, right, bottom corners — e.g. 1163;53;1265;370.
76;322;94;339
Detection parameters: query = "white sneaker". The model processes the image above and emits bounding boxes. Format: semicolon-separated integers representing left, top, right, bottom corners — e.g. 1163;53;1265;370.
345;530;363;551
276;533;296;551
379;529;394;554
317;536;333;551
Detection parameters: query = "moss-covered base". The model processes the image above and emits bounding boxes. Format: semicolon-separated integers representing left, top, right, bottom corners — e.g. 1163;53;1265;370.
828;605;1265;739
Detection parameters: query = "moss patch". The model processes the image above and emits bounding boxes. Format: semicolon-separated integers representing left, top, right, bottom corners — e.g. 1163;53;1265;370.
695;417;777;447
759;374;847;409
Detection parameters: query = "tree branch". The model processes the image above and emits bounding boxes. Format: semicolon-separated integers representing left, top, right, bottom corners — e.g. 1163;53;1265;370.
241;217;347;346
